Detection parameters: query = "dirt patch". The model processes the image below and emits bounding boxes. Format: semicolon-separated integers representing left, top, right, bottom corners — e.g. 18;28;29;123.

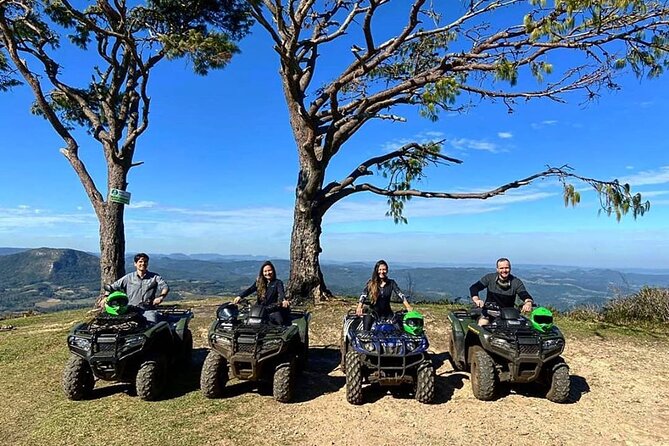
196;300;669;446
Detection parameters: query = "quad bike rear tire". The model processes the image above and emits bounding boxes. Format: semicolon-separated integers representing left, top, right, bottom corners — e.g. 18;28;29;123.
273;361;295;403
180;328;193;366
470;346;497;401
297;331;309;373
448;334;464;371
200;351;229;398
345;351;363;405
415;360;435;404
62;354;94;400
545;358;570;403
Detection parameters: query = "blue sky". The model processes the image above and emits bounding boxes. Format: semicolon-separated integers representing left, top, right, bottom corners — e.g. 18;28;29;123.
1;16;668;270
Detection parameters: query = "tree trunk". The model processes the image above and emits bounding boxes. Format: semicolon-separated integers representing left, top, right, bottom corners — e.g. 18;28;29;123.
99;201;126;287
288;198;330;303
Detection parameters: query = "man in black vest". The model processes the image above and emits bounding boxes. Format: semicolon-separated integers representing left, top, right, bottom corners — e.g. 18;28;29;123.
469;258;533;326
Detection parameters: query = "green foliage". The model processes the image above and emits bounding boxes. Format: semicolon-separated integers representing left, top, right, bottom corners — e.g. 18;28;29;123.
376;143;443;224
1;0;253;132
0;52;21;91
420;77;461;121
495;57;518;86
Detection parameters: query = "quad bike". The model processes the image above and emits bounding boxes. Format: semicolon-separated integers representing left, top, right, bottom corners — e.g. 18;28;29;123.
63;291;193;401
200;300;310;403
448;303;570;403
340;308;435;405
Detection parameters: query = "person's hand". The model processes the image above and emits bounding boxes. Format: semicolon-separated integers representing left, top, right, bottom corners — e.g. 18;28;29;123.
153;295;165;306
233;296;241;305
473;297;484;308
522;300;533;313
97;295;106;308
281;299;291;308
355;305;363;316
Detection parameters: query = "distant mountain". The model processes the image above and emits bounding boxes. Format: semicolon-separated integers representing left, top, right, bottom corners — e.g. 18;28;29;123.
2;247;669;315
0;248;100;313
0;247;28;256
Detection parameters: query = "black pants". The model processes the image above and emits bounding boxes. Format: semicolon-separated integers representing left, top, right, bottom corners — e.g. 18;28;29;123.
362;311;393;331
268;308;289;326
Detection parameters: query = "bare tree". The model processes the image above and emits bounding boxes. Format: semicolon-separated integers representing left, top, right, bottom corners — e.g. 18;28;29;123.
0;0;252;286
248;0;667;302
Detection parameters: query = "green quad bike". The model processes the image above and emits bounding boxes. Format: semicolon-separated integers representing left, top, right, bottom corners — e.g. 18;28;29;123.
63;291;194;401
200;300;310;403
340;309;435;405
448;303;570;403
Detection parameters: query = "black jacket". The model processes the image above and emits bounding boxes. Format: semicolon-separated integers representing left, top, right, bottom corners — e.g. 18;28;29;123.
240;279;286;308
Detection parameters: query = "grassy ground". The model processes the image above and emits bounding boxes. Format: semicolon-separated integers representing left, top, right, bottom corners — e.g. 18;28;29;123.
0;298;666;446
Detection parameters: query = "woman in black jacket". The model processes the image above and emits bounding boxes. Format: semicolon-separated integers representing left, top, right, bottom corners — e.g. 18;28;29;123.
356;259;412;330
234;261;291;325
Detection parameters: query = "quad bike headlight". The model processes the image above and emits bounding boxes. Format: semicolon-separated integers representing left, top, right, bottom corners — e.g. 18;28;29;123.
122;334;145;350
69;336;91;351
212;334;232;347
261;339;282;352
490;337;514;352
542;338;564;353
362;341;376;352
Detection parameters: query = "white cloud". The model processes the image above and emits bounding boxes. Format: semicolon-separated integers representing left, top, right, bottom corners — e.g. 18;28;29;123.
531;120;559;129
128;201;158;209
618;166;669;186
498;132;513;139
449;138;501;153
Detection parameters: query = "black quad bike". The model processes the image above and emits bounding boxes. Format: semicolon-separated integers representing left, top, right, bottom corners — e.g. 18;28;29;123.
340;309;435;405
200;301;310;403
63;305;194;401
448;303;570;403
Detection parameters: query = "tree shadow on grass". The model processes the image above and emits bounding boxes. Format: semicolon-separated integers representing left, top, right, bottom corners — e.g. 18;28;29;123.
163;347;209;399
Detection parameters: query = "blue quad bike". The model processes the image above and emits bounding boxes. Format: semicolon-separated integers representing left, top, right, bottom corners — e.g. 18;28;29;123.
200;300;310;403
448;303;570;402
340;308;435;405
63;292;193;401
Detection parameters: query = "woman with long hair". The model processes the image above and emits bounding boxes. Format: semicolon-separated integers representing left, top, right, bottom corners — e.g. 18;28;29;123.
356;260;412;330
234;261;290;325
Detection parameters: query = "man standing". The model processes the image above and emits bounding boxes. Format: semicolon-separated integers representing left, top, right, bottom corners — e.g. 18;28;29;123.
109;253;169;323
469;258;533;326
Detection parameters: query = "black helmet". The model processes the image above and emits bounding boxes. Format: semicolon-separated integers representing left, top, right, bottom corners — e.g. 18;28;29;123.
217;304;239;322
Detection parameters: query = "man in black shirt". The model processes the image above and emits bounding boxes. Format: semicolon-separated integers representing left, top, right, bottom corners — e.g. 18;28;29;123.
469;258;533;326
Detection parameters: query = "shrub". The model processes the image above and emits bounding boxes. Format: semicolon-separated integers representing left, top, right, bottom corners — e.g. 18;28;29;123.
602;287;669;325
565;305;602;322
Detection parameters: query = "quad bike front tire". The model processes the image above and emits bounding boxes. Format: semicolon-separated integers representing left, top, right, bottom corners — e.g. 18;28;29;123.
339;333;348;373
415;360;435;404
136;358;166;401
62;354;94;400
345;351;363;405
545;358;571;403
470;346;497;401
273;361;295;403
200;351;229;398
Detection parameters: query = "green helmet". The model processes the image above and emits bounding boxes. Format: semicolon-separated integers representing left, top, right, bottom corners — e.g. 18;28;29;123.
530;307;554;332
105;291;129;316
403;311;424;336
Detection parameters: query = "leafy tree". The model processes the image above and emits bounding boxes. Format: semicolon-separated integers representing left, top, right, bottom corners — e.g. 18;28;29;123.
0;0;252;286
248;0;668;302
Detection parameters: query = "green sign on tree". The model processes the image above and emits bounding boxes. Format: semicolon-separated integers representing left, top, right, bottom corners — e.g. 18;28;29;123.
109;189;131;205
